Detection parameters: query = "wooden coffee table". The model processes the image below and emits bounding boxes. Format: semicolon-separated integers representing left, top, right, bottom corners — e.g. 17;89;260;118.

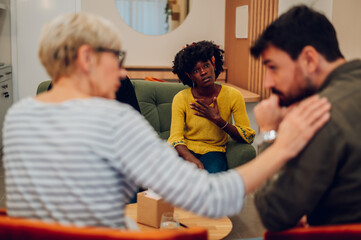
125;203;233;240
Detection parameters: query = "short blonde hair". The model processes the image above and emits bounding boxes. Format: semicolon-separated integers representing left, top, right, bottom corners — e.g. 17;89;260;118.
38;12;122;81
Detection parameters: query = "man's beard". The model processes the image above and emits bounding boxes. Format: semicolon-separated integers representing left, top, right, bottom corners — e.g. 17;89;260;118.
272;77;318;107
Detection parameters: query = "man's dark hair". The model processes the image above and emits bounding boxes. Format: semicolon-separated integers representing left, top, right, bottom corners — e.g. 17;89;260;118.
251;5;344;61
172;40;224;87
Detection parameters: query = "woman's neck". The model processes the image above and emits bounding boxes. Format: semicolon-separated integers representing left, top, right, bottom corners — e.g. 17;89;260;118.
36;76;91;102
193;84;220;98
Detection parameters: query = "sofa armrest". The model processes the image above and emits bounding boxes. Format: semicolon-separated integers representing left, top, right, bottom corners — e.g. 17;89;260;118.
226;141;256;169
0;214;208;240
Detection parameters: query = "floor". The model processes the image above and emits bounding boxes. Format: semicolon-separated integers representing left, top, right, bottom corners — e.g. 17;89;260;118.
0;150;265;239
225;193;266;239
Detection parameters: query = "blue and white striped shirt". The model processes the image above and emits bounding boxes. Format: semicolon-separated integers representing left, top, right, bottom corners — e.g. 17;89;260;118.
3;97;245;228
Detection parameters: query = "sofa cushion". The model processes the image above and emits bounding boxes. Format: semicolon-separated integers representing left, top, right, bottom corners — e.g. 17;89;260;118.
226;140;257;168
131;80;187;140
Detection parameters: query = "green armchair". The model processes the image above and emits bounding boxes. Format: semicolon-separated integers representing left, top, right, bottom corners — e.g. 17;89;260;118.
37;80;256;168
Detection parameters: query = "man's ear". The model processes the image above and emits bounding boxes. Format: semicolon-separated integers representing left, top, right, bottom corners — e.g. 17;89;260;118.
300;46;320;73
76;45;94;74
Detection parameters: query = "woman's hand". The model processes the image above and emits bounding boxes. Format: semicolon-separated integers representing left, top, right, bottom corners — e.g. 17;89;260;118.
186;156;205;169
190;97;221;123
274;95;331;159
175;145;204;169
190;97;244;141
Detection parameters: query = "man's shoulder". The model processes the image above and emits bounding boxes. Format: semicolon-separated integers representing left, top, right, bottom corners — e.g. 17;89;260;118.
319;67;361;124
319;60;361;103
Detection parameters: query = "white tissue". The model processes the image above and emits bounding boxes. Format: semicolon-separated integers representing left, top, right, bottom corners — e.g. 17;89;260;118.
146;189;162;200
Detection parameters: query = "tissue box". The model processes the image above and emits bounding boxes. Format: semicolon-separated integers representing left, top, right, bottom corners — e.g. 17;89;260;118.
136;191;174;228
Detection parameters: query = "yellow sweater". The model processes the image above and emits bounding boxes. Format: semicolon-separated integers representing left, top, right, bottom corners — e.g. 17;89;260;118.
168;85;255;154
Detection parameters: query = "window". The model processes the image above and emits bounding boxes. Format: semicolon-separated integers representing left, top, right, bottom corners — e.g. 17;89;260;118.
116;0;169;35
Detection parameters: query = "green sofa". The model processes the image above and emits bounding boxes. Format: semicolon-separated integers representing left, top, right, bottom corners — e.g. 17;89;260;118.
37;80;256;168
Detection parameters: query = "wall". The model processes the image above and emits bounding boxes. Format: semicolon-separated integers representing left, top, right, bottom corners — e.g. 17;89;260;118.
9;0;361;99
82;0;225;67
278;0;333;18
224;0;251;89
278;0;361;60
10;0;80;100
0;0;10;65
0;0;11;148
225;0;281;101
332;0;361;60
10;0;225;100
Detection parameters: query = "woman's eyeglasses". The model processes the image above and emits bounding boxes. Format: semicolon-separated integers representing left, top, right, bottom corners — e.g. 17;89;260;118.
96;47;126;68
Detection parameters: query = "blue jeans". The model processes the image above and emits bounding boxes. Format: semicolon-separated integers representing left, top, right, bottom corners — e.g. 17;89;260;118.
189;150;228;174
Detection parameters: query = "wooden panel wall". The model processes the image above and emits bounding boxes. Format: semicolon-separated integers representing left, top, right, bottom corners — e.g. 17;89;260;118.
225;0;278;99
248;0;278;99
225;0;251;90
